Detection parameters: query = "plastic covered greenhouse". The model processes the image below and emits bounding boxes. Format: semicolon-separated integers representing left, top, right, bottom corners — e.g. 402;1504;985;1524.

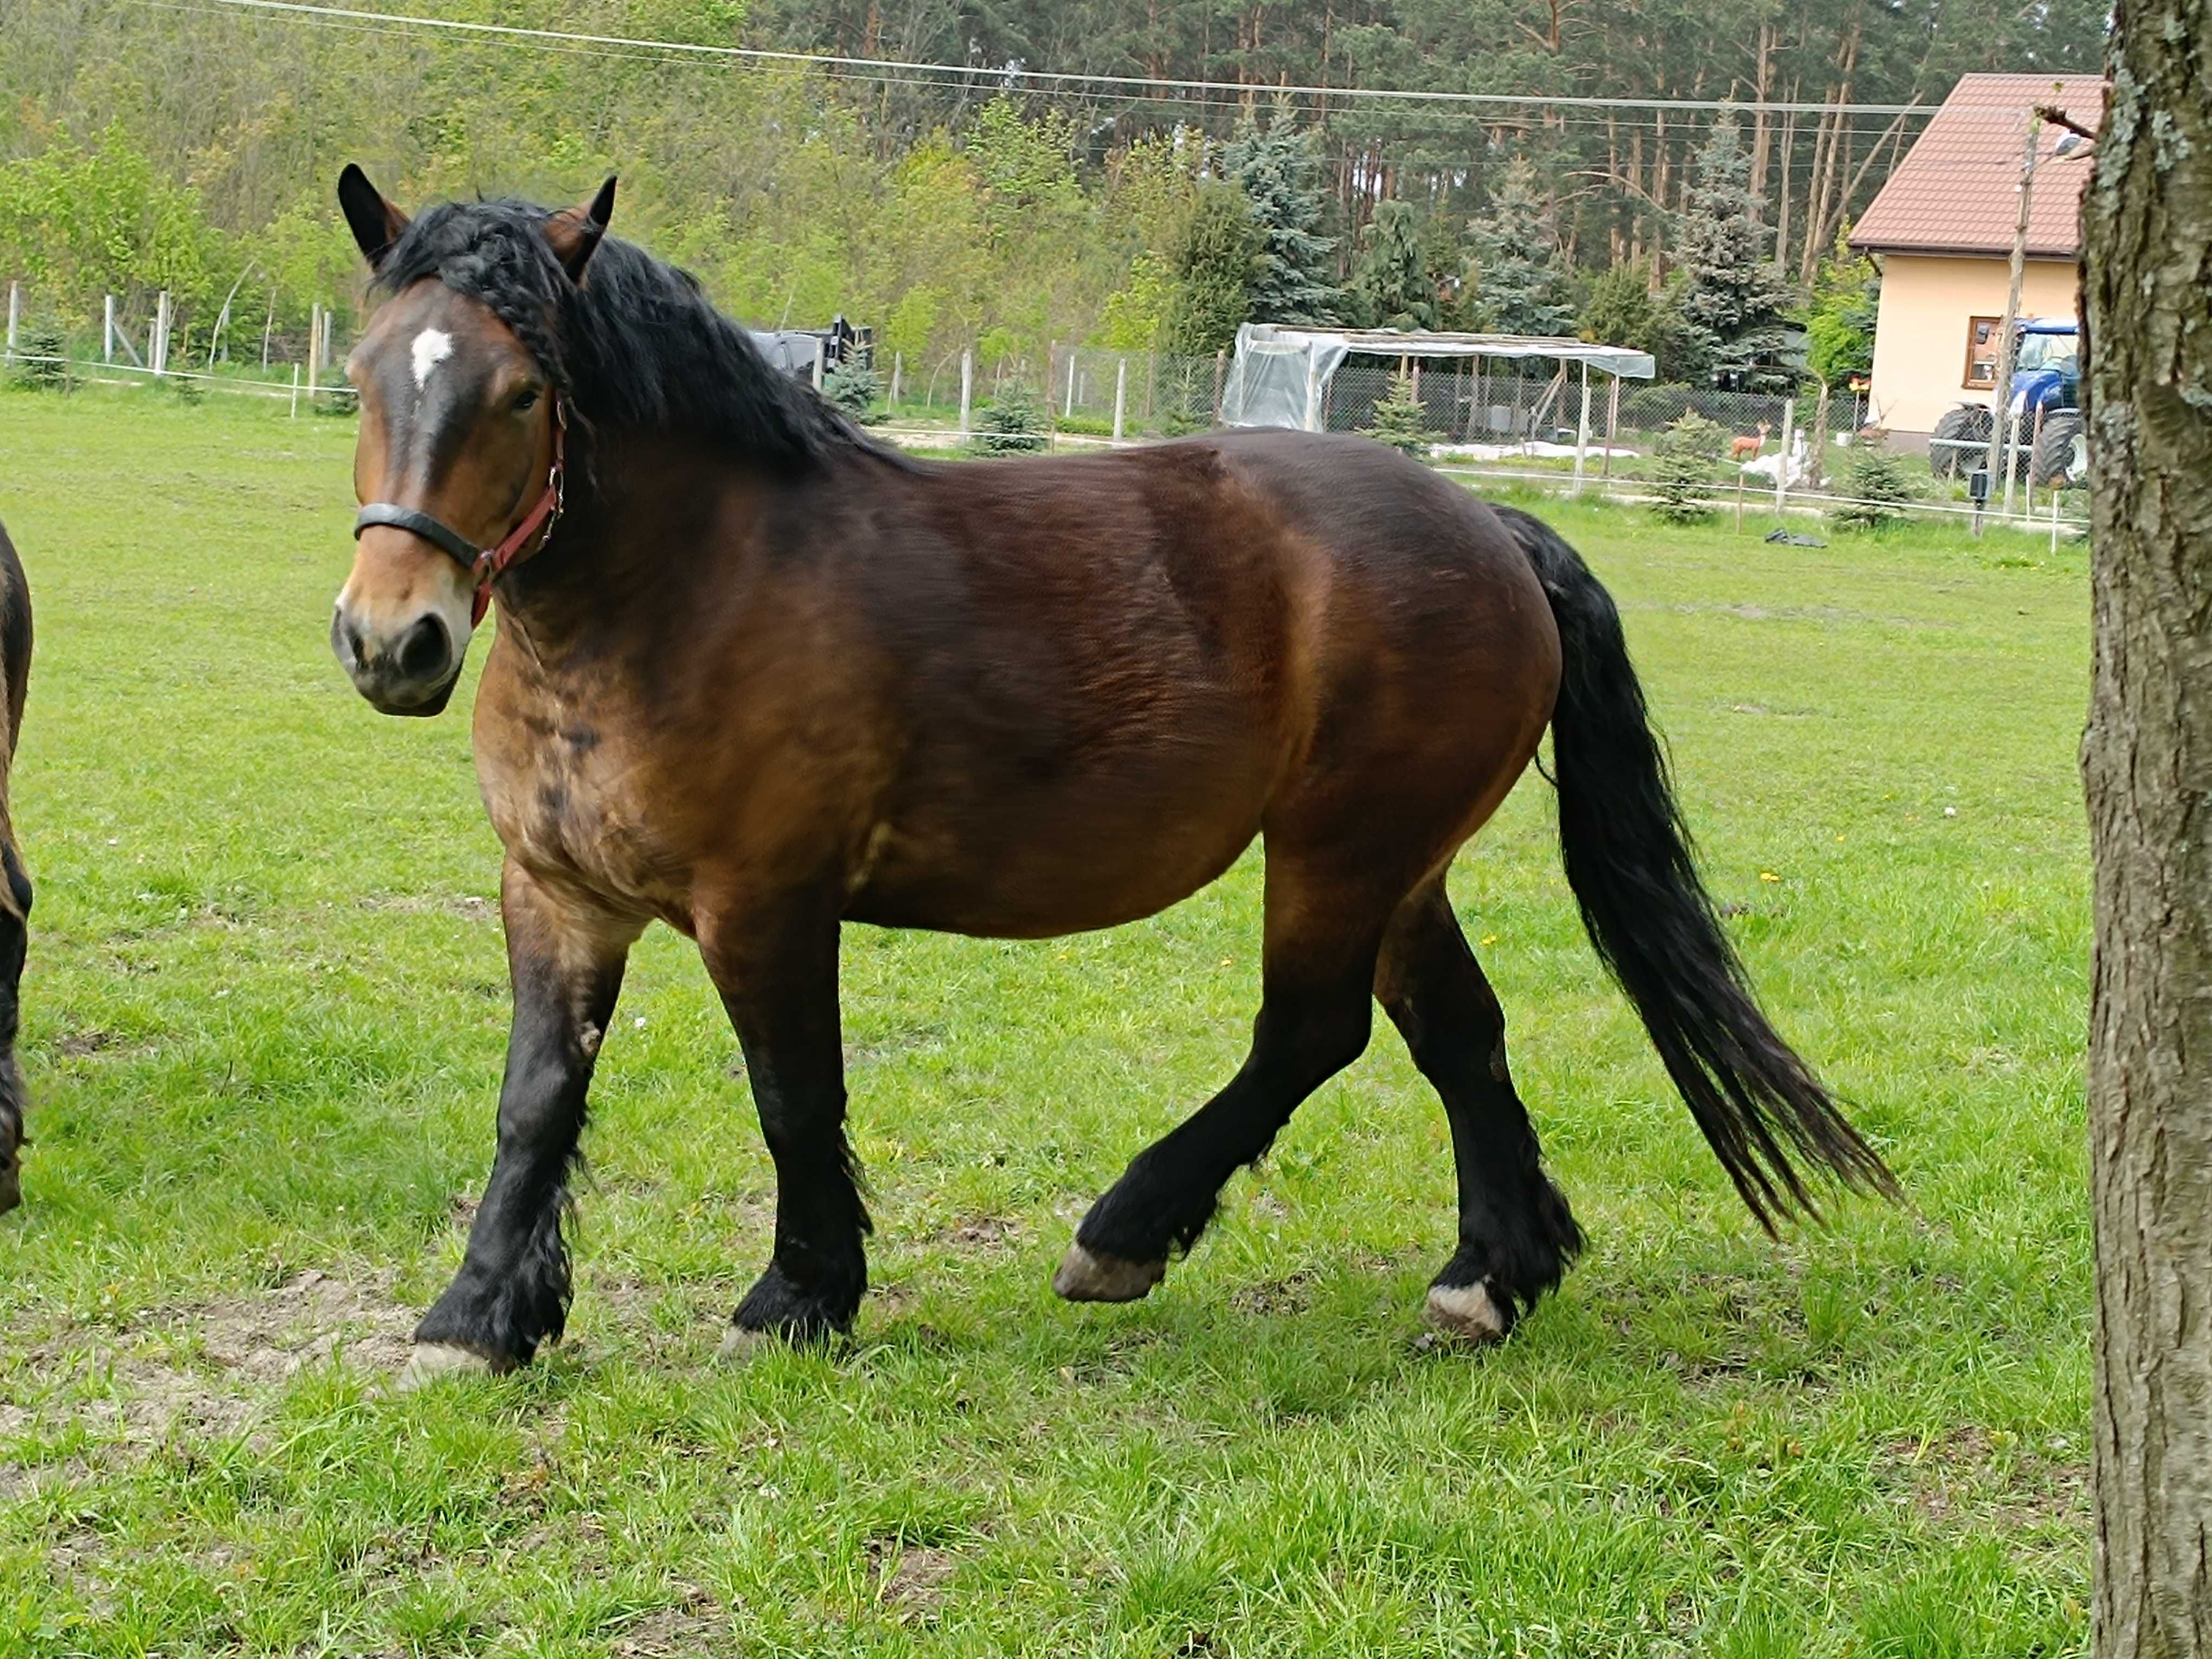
1220;324;1657;474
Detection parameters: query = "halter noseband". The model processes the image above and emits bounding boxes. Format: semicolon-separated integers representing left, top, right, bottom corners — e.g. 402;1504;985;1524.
353;398;567;628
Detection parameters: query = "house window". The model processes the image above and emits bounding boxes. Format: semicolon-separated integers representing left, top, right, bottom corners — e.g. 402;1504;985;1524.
1964;316;2003;389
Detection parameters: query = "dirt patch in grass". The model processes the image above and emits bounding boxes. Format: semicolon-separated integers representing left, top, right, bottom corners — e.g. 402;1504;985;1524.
7;1268;416;1467
931;1214;1023;1252
353;892;497;919
1881;1424;2090;1532
871;1539;959;1616
606;1584;726;1656
1232;1269;1320;1317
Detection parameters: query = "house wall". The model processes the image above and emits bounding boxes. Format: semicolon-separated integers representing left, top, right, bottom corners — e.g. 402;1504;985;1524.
1865;254;2080;443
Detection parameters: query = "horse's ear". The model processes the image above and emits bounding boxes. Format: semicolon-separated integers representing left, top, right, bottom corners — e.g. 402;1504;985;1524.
544;177;617;284
337;164;409;272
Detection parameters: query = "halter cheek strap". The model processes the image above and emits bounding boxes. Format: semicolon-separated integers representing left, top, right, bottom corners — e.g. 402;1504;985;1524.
352;400;567;628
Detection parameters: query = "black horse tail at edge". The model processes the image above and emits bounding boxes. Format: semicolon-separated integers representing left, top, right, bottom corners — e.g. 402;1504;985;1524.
1493;504;1901;1230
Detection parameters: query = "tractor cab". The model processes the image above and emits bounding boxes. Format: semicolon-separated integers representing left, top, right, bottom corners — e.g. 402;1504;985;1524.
1930;317;2084;486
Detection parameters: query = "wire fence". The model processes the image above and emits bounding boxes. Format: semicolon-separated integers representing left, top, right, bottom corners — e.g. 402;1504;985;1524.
7;281;2086;538
3;279;359;411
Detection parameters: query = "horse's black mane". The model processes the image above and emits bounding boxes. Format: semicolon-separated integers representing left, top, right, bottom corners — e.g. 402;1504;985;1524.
378;197;900;474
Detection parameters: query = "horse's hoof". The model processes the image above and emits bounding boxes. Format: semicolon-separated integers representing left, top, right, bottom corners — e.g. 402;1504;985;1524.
1424;1282;1509;1343
717;1323;770;1362
1053;1242;1166;1303
395;1342;508;1391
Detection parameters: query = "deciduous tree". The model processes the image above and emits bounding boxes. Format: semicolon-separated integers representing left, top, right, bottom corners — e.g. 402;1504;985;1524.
2079;0;2212;1652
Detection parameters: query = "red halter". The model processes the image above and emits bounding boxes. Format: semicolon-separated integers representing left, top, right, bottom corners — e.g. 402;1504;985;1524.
352;398;568;628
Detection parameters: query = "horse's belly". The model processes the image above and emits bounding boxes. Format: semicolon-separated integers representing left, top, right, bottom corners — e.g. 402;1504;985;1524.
844;768;1268;938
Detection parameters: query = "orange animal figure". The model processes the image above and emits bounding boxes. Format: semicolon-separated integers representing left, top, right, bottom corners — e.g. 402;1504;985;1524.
1731;421;1772;461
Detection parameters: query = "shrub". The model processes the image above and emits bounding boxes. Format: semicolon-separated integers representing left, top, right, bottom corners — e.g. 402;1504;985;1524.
968;383;1049;455
1364;369;1437;459
10;323;69;390
1829;439;1917;530
1649;410;1725;522
822;357;883;424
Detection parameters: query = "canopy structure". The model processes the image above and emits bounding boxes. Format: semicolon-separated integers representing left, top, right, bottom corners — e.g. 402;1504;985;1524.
1221;323;1655;436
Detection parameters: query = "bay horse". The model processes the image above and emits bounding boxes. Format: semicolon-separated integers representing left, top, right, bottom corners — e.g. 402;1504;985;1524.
0;518;33;1216
329;169;1896;1380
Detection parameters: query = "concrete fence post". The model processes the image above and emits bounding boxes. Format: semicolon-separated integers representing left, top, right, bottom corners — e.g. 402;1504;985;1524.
1113;355;1128;442
1572;362;1592;496
104;294;116;364
890;350;903;407
959;349;974;435
1774;396;1795;513
5;282;17;357
290;363;301;419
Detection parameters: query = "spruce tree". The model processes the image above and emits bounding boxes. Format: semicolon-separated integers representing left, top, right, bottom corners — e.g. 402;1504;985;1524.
1466;158;1576;337
1222;98;1343;326
1676;112;1798;390
1364;369;1438;459
1352;200;1436;331
1579;261;1659;352
1162;182;1258;355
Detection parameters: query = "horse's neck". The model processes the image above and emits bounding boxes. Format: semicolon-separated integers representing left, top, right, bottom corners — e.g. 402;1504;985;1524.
491;431;782;665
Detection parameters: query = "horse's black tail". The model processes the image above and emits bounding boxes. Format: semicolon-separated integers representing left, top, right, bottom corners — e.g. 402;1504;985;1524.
1494;505;1899;1229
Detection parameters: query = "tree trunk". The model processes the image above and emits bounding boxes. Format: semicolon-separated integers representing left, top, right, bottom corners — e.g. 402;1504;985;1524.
2080;0;2212;1650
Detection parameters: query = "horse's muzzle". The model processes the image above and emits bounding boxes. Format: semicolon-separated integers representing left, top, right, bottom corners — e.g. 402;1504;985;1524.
332;605;460;717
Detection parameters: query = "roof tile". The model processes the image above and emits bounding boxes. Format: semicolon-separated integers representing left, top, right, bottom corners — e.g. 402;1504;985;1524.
1849;73;2105;260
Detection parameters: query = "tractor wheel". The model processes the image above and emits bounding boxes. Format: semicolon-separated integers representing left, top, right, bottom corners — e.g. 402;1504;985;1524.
2033;409;2086;487
1930;405;1994;478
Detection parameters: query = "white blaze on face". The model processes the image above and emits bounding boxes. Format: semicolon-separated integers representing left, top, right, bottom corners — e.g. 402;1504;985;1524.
410;327;454;393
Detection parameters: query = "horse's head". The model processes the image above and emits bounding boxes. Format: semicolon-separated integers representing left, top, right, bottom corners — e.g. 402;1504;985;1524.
330;166;614;716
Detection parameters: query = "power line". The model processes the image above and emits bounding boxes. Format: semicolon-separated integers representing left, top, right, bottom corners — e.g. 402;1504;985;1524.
148;2;1925;144
194;0;1937;118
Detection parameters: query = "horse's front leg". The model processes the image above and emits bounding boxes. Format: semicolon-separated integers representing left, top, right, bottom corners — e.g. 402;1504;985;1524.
408;859;644;1380
699;901;868;1347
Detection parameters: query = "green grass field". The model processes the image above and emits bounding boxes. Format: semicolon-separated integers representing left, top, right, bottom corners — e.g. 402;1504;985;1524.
0;386;2091;1656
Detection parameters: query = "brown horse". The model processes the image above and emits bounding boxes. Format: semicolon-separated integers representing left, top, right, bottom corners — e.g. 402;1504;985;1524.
330;169;1895;1379
0;519;33;1216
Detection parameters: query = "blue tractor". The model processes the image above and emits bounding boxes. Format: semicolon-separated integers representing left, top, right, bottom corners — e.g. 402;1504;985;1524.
1928;317;2084;486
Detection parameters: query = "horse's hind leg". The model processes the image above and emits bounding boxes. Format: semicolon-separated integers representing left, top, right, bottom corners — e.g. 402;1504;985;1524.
1055;859;1386;1301
1375;879;1583;1340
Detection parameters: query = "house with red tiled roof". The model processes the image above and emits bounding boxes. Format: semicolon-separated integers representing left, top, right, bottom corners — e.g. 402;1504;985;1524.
1849;73;2104;445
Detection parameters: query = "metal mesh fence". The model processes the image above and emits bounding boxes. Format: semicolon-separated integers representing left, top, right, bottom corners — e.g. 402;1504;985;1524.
4;278;2084;536
2;278;356;408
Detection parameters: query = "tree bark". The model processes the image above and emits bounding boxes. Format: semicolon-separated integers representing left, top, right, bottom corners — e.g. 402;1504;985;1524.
2081;0;2212;1651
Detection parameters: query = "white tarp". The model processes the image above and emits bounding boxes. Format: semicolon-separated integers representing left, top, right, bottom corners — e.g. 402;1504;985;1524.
1221;323;1655;432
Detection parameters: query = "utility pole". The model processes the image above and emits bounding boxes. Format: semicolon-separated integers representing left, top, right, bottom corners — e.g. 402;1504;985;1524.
1984;110;2041;515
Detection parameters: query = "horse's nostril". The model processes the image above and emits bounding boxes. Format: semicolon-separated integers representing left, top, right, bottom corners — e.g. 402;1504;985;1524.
331;609;366;673
395;614;451;683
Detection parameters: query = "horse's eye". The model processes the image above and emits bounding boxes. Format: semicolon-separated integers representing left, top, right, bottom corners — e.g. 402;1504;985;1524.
512;387;541;414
